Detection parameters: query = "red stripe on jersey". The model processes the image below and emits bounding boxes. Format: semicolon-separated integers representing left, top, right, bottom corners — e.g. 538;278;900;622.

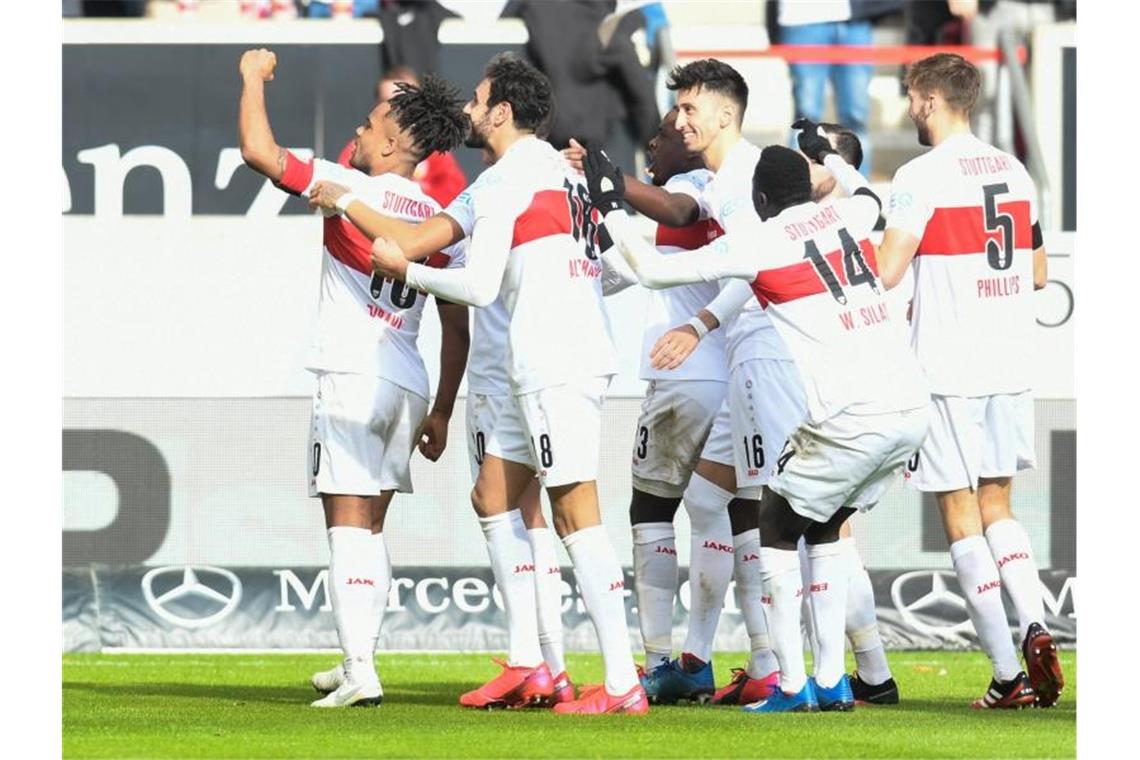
424;251;452;269
276;150;315;195
511;189;572;248
749;239;879;307
322;215;374;276
916;201;1032;257
654;218;724;250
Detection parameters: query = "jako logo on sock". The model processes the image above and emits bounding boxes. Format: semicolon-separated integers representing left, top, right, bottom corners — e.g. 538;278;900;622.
609;580;625;591
513;563;535;574
997;552;1029;568
346;577;374;586
976;580;1002;593
702;540;734;553
655;545;677;555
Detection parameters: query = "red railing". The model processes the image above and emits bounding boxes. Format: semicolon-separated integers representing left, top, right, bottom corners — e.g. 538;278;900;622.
675;44;1025;65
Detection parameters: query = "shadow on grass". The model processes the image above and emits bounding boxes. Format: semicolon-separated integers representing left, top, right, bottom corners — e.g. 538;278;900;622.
64;680;482;707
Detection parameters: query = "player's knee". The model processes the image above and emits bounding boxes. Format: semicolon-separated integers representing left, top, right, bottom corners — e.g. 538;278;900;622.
629;488;681;525
470;483;497;519
682;474;734;533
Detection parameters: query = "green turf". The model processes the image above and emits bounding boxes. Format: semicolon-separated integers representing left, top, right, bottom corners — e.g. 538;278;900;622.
63;651;1074;759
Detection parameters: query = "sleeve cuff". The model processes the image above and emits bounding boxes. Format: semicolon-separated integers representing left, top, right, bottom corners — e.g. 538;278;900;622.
275;150;315;196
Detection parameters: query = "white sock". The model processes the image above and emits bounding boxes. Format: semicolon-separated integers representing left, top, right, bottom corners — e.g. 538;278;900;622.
759;546;808;694
806;542;850;689
797;537;819;668
479;510;543;668
840;537;891;685
327;526;379;683
733;529;778;678
369;532;393;656
528;527;566;675
680;474;735;663
985;519;1045;641
563;525;639;695
950;535;1021;682
631;522;677;668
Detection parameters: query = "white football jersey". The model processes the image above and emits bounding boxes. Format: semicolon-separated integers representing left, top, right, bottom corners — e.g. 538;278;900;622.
441;136;617;393
700;138;793;366
886;133;1041;396
277;155;465;400
466;294;511;396
640;169;728;383
629;193;929;424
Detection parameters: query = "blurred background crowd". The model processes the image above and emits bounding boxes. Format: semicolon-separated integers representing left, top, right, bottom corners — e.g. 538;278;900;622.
63;1;1077;201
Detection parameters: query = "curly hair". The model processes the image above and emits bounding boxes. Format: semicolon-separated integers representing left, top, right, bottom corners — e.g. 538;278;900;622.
388;74;469;160
667;58;749;123
482;52;554;134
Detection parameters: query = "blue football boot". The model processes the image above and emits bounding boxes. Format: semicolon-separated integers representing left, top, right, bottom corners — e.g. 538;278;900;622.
812;674;855;712
741;678;819;714
640;653;715;704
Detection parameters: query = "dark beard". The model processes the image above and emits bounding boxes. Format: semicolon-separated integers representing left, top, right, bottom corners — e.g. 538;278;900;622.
915;118;932;147
464;114;487;149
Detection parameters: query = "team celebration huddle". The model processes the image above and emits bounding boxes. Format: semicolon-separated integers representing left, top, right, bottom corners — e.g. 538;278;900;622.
237;45;1063;715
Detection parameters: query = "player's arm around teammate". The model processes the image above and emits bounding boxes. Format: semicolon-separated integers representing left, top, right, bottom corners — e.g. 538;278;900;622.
562;130;703;227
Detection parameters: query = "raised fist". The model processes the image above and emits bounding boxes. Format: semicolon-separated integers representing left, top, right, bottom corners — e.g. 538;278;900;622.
240;48;277;82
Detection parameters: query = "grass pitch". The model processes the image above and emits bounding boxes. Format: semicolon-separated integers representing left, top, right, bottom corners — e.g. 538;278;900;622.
64;651;1075;759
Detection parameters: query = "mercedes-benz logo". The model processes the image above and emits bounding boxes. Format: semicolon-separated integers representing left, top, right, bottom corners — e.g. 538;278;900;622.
890;570;975;638
141;566;242;630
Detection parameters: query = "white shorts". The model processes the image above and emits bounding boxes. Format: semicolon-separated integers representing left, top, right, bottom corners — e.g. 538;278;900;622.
906;392;1037;493
486;376;610;488
769;407;931;522
631;379;726;498
465;392;509;482
699;359;807;497
308;372;428;497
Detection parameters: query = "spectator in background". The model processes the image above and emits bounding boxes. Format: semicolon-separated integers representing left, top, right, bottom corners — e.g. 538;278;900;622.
334;67;467;206
74;0;148;15
949;0;1059;145
777;0;900;177
304;0;380;17
506;0;660;151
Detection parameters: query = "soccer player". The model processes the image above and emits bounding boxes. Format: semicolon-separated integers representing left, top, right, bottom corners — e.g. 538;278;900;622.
651;121;900;706
805;123;899;705
589;130;931;714
460;145;574;706
237;49;471;707
634;58;794;705
565;108;730;682
313;53;648;715
657;121;901;705
875;52;1062;709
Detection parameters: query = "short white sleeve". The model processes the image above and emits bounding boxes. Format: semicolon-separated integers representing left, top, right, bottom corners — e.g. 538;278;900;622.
884;162;934;240
664;169;714;220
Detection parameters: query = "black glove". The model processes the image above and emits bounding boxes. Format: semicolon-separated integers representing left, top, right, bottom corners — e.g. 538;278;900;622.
792;118;838;164
583;148;625;214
